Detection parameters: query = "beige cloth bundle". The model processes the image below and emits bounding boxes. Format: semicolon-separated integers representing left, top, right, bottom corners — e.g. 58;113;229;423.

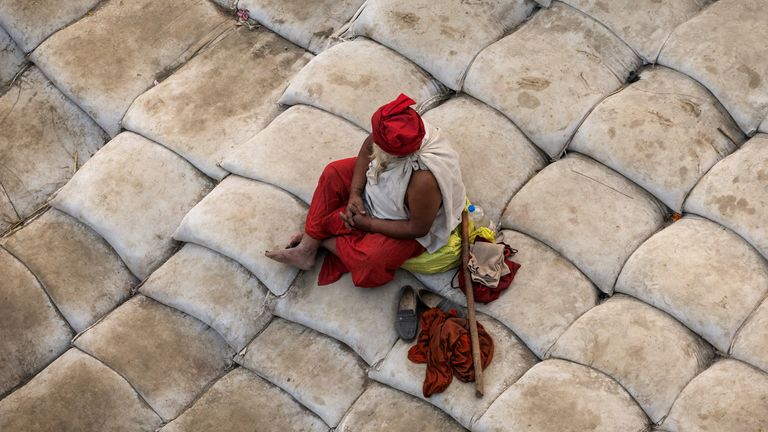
468;242;510;288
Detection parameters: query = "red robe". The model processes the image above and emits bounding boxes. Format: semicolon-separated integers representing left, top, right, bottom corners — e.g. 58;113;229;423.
305;157;425;287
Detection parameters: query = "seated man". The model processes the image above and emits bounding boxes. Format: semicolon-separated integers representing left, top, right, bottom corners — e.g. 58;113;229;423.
266;94;466;287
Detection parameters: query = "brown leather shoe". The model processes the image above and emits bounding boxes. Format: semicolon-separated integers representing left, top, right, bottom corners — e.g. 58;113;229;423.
396;285;418;341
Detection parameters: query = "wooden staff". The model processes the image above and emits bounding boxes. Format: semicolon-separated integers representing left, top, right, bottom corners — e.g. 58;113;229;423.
461;210;484;398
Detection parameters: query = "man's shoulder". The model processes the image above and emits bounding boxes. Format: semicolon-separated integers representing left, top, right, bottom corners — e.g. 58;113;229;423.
409;169;439;189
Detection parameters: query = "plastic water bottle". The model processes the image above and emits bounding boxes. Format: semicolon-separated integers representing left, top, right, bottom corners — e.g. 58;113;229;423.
468;204;490;228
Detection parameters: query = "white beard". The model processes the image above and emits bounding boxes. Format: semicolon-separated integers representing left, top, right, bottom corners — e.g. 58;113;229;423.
370;143;399;181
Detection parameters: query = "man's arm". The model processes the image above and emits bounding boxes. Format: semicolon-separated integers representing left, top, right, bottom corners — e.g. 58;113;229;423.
349;170;442;239
345;135;374;219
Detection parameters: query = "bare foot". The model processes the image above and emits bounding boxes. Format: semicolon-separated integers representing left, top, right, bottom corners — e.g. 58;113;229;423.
265;245;316;270
285;232;303;249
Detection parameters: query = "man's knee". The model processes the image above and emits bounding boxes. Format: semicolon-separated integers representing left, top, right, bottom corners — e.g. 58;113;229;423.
319;162;341;182
320;158;356;182
359;237;417;265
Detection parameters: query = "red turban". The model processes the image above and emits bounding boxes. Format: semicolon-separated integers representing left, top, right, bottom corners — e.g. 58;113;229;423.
371;93;425;156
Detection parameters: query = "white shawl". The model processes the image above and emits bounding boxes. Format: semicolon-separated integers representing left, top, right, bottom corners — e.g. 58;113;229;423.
364;122;466;253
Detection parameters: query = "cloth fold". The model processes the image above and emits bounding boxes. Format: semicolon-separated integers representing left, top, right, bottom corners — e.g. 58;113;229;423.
408;308;494;397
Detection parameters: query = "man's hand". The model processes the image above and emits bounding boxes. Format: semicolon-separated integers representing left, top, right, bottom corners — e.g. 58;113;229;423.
341;211;374;232
344;193;366;224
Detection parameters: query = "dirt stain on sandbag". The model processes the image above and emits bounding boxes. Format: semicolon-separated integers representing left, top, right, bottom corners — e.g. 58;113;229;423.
647;110;674;127
328;72;373;90
576;49;602;65
625;345;647;365
517;77;550;91
518;92;540;109
273;0;313;22
680;99;701;117
391;11;420;30
594;1;610;11
522;381;603;430
251;34;300;59
440;24;465;39
713;195;756;216
312;27;334;40
307;83;324;98
737;64;761;89
567;205;579;226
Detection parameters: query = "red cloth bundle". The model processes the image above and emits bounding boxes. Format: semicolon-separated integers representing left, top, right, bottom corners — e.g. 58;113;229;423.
454;242;521;303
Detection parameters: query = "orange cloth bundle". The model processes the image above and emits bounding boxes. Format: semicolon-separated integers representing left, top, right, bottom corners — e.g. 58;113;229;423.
407;308;494;397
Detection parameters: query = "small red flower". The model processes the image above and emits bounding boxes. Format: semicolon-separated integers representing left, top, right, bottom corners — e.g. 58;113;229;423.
236;9;249;21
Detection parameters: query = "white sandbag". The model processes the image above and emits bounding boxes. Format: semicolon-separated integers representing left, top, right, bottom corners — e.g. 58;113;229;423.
478;230;598;358
658;0;768;134
463;2;641;158
369;314;538;428
475;359;650;432
732;297;768;374
123;27;313;180
409;271;473;307
337;383;465;432
423;95;547;224
210;0;237;9
0;0;100;52
616;216;768;352
73;295;235;421
0;67;107;219
279;38;448;130
549;295;714;423
684;134;768;260
0;25;25;88
0;248;73;396
237;318;367;427
220;104;366;202
662;360;768;432
173;176;307;296
559;0;712;62
276;257;421;365
501;154;666;294
140;243;272;352
346;0;536;90
30;0;230;136
570;67;745;211
0;349;163;432
237;0;365;53
161;368;328;432
50;132;214;280
1;209;136;332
